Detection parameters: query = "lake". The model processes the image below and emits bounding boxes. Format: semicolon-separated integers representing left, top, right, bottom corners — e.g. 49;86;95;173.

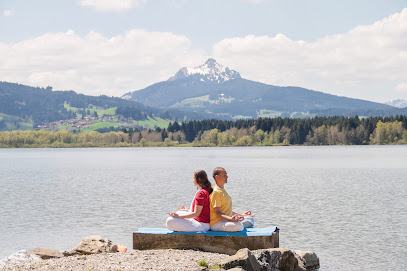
0;146;406;270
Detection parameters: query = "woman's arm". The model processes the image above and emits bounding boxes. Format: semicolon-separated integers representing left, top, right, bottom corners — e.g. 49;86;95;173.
169;205;203;219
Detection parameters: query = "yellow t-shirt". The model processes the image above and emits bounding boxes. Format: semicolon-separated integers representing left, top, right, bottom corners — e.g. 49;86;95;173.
209;185;233;226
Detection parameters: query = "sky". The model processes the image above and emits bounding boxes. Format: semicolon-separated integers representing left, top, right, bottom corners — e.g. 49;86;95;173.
0;0;406;103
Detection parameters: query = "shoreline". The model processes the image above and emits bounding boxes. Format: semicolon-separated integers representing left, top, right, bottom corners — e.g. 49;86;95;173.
1;249;229;271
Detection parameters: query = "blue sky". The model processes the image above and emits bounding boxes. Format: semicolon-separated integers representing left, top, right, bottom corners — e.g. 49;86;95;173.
1;0;406;103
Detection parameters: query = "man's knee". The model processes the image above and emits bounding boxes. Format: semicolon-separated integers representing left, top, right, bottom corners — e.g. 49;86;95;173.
227;222;244;232
235;222;244;231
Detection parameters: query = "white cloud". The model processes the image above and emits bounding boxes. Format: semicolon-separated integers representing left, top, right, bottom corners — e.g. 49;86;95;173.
395;83;407;92
241;0;263;3
0;8;406;102
78;0;147;12
3;9;15;16
213;8;407;102
0;29;207;96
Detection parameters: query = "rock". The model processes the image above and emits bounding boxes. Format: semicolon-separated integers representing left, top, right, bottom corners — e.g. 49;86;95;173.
0;250;42;268
116;244;128;252
71;235;118;255
255;248;306;271
28;247;64;259
220;248;262;271
293;250;320;271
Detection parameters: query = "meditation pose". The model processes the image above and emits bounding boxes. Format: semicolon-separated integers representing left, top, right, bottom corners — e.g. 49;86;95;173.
210;167;255;232
166;169;213;232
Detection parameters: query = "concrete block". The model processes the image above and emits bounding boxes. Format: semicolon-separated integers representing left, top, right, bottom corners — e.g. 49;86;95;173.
133;227;279;255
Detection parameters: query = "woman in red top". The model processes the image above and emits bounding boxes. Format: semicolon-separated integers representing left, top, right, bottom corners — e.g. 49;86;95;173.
166;170;213;232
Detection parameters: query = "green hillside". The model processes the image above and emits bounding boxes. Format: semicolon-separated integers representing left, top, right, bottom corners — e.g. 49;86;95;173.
0;81;211;132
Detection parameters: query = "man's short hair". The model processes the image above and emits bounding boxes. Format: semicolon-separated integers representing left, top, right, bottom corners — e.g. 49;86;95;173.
213;167;225;180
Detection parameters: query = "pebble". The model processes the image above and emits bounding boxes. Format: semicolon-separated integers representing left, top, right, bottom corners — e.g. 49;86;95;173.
0;249;228;271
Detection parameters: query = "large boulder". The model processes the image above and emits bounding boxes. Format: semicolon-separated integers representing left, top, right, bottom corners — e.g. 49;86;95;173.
28;247;64;259
254;248;306;271
0;250;42;268
293;250;320;271
221;248;316;271
220;248;262;271
70;235;118;255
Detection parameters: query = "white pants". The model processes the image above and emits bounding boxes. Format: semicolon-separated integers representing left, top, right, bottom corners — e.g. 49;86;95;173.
166;216;210;232
210;220;244;232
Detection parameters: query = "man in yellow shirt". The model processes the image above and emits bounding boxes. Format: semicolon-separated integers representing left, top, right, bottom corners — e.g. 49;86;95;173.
209;167;255;231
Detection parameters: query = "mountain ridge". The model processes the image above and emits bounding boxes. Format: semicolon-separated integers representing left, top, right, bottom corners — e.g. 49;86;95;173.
124;59;401;119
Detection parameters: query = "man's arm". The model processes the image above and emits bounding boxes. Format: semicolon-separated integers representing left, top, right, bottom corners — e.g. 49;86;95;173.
232;210;255;217
214;207;243;222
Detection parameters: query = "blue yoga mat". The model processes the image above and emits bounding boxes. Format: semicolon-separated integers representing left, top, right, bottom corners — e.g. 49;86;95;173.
135;226;279;237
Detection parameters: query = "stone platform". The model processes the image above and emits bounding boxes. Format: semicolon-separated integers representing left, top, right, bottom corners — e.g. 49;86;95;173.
133;227;279;255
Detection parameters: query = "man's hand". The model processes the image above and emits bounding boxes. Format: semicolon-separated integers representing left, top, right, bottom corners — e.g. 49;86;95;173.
231;214;244;222
243;211;255;217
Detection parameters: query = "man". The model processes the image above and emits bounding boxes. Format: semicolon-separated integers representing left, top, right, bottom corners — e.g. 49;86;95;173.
209;167;255;231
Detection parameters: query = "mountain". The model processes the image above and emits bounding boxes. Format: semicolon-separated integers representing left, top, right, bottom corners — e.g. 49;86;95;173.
124;59;404;119
0;81;213;131
168;58;241;83
385;99;407;108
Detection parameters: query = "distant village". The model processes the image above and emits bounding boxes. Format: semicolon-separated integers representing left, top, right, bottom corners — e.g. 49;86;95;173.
37;114;116;132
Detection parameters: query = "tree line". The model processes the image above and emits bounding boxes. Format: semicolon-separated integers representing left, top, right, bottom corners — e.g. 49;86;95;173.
0;115;406;148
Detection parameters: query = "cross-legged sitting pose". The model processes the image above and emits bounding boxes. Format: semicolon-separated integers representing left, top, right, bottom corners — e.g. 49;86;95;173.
210;167;255;232
166;170;213;232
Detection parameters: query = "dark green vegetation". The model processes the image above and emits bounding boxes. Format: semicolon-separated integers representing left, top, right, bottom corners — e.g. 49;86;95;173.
0;82;214;132
1;115;406;148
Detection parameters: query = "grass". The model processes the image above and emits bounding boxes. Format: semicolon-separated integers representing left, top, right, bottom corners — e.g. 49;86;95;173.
171;95;210;108
289;111;318;118
232;115;253;119
258;109;282;118
0;113;20;121
1;115;33;131
197;260;208;267
82;121;120;132
64;101;116;118
17;122;34;130
133;116;171;129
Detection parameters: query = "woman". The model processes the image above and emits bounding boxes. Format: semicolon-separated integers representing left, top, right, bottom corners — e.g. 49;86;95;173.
166;169;213;232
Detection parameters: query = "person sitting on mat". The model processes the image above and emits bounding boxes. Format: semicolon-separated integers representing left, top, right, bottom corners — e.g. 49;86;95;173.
166;169;213;232
210;167;255;232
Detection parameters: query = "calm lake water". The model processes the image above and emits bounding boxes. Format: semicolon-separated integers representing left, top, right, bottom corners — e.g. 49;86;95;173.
0;146;406;270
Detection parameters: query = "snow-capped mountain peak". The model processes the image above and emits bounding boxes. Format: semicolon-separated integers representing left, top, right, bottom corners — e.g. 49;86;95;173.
385;99;407;108
168;58;241;83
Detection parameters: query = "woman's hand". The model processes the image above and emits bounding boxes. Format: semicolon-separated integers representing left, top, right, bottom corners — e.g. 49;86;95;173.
169;212;180;218
178;206;188;211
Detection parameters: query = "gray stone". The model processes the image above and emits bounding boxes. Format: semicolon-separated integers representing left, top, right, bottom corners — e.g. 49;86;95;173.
220;248;262;271
255;248;306;271
133;231;279;255
0;250;42;268
28;247;64;259
71;235;118;255
293;250;320;271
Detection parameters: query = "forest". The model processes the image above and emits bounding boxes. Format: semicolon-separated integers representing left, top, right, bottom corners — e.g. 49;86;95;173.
0;115;406;148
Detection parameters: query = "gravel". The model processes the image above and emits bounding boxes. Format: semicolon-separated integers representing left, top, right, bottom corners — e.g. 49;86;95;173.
0;249;229;271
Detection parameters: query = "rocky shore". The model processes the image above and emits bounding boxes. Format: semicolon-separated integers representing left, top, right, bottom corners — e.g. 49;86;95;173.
1;249;228;271
0;235;319;271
